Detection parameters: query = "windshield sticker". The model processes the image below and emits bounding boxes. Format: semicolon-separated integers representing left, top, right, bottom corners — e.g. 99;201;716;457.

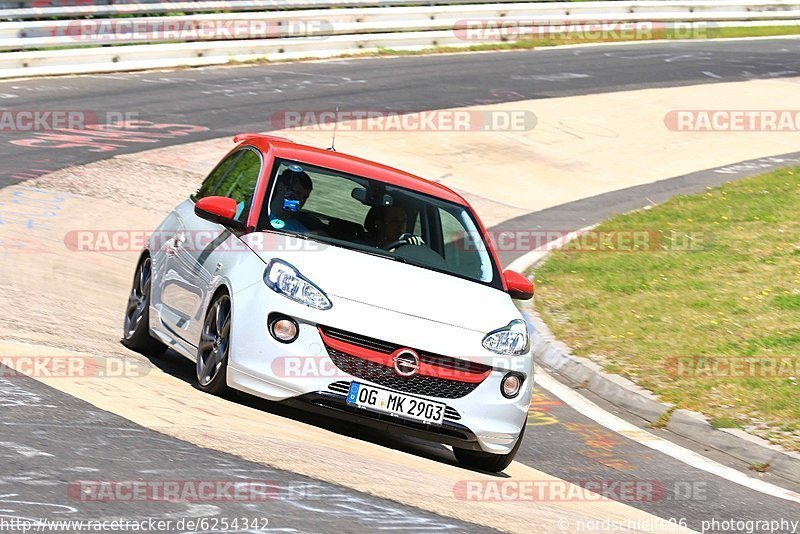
271;219;286;229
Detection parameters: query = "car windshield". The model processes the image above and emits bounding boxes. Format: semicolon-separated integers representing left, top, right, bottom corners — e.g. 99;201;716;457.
258;158;500;288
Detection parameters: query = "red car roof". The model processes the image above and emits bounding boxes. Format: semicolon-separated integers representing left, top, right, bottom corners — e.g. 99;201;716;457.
240;133;468;205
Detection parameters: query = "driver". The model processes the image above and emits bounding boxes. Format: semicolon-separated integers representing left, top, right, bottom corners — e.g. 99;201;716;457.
371;205;425;250
268;164;313;232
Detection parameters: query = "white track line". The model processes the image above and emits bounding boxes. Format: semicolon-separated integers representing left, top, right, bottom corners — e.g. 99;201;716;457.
534;367;800;505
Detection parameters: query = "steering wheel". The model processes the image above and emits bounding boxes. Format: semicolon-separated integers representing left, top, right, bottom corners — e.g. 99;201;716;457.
382;233;412;251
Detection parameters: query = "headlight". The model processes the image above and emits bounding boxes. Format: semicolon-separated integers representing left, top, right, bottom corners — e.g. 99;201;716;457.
482;319;529;355
264;259;332;310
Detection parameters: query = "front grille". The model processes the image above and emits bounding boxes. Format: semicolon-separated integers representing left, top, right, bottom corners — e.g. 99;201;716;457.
326;381;462;420
444;406;461;421
322;328;397;354
328;381;351;395
320;326;492;375
326;349;481;399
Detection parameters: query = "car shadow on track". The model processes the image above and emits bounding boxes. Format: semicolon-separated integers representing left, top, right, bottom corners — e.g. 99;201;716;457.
136;346;511;477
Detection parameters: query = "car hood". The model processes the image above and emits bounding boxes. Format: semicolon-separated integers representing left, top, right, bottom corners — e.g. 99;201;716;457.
243;233;518;333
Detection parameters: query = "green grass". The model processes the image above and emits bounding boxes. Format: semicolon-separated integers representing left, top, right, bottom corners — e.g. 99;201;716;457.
650;406;676;429
225;25;800;69
227;25;800;66
717;25;800;38
533;167;800;451
750;462;771;472
710;417;741;429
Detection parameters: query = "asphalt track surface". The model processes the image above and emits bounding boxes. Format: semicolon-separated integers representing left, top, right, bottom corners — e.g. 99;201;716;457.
0;369;492;533
2;38;800;186
1;38;800;532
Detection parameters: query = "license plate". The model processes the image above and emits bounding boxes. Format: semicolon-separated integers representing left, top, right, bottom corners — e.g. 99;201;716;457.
346;382;445;425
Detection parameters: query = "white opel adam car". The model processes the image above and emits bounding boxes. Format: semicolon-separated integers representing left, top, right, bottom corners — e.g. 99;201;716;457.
123;134;535;472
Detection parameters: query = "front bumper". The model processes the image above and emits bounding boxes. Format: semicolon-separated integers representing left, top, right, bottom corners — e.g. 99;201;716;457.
227;289;531;454
228;360;529;455
282;389;484;451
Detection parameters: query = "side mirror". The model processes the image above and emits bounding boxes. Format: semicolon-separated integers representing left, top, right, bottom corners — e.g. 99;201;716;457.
503;270;534;300
195;196;244;230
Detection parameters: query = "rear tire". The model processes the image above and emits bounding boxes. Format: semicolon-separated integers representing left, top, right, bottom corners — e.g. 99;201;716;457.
196;292;231;396
454;424;526;473
122;255;166;356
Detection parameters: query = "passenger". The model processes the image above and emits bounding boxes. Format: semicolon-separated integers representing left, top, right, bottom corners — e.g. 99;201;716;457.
268;164;313;233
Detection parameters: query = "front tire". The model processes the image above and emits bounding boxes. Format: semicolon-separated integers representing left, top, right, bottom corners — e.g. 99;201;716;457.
122;255;166;356
196;292;231;395
454;424;526;473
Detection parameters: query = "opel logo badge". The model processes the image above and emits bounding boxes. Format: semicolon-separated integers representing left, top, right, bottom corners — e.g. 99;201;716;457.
392;349;420;377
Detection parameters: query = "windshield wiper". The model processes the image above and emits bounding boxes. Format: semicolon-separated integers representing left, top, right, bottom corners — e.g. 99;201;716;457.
267;229;309;240
359;248;407;262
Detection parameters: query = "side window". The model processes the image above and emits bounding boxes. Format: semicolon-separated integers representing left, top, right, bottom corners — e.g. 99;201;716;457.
412;212;422;236
192;151;242;202
439;207;483;280
213;149;262;223
440;208;463;253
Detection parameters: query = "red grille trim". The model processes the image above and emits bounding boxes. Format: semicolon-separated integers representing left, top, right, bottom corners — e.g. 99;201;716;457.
318;328;490;384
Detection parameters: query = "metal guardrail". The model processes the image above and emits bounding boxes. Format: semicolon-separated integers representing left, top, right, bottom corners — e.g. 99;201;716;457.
2;4;800;50
1;0;799;19
0;0;798;78
0;0;548;19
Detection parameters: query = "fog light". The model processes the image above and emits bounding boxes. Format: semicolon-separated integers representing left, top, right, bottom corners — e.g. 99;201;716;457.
501;373;523;398
269;316;298;343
